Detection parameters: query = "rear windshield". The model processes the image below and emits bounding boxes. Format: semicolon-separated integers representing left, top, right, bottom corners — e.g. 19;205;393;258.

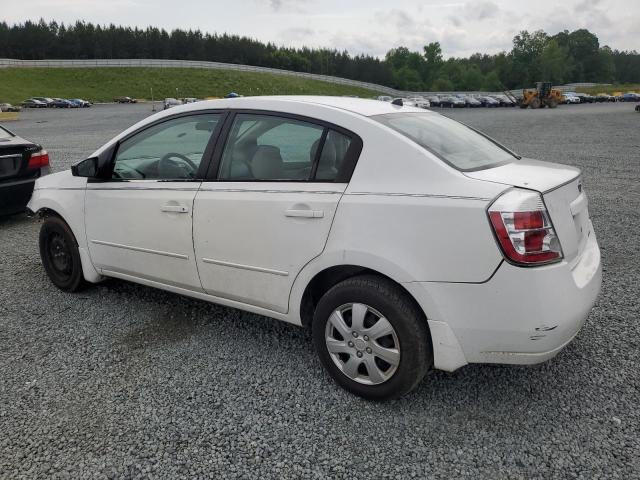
372;112;517;171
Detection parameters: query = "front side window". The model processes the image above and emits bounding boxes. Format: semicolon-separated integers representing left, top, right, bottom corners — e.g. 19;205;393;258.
373;112;517;171
219;114;324;181
112;114;221;180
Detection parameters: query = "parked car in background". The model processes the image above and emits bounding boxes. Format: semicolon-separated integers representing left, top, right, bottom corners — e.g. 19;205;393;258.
563;93;581;104
490;95;515;107
27;96;602;400
114;96;137;104
594;93;614;103
69;99;91;108
21;99;47;108
163;98;183;110
52;98;77;108
408;97;431;109
0;103;21;112
377;96;392;102
439;95;465;108
462;96;482;108
32;97;55;108
0;125;50;215
426;95;441;107
575;93;595;104
477;96;500;107
621;92;640;102
181;98;201;105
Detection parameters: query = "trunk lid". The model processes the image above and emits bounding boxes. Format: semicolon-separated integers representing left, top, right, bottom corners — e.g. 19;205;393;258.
0;137;39;181
465;158;590;263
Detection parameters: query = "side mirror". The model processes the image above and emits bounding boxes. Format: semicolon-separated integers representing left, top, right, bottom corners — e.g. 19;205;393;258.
71;157;98;177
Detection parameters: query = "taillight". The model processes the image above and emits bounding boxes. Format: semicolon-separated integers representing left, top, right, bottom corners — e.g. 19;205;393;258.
488;188;562;266
27;150;49;169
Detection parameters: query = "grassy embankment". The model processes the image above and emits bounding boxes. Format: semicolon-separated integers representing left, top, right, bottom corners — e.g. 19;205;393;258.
0;67;384;105
577;84;640;95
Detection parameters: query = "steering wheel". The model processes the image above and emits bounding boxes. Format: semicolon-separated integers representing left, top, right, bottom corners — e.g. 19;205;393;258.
158;152;198;178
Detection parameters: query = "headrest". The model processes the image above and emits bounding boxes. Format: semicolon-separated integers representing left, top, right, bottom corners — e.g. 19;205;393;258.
251;145;283;180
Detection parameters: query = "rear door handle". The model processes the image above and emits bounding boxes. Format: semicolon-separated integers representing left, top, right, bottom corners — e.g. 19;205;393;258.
285;209;324;218
161;205;189;213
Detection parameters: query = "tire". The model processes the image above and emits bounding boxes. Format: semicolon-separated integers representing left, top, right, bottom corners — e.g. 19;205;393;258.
312;275;432;400
39;216;85;292
530;97;541;109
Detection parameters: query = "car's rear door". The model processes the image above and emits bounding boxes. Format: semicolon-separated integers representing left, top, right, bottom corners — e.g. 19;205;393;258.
192;111;362;313
84;112;224;291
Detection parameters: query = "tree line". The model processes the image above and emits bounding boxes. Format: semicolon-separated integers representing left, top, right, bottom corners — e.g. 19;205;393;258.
1;20;638;91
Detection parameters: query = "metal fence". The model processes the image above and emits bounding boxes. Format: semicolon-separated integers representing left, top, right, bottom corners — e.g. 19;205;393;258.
0;58;610;98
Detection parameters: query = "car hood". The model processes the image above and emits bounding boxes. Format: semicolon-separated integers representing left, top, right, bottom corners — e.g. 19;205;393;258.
34;169;87;190
463;158;580;193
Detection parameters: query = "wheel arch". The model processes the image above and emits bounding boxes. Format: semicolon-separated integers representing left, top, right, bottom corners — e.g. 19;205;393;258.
297;264;428;331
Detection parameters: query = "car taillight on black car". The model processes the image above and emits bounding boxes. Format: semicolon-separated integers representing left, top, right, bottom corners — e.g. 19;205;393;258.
27;150;49;170
488;188;563;266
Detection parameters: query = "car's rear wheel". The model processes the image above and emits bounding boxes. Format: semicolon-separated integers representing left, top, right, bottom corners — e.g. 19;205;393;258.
39;216;85;292
312;275;432;400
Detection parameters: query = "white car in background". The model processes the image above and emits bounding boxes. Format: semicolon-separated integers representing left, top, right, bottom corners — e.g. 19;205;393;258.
376;96;392;102
163;97;183;109
28;96;601;400
408;96;431;109
563;92;581;104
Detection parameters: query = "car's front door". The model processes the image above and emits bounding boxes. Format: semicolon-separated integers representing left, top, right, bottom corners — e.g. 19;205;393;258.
193;112;361;313
85;112;223;291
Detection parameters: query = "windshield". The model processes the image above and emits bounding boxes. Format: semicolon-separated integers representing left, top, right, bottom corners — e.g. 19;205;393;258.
372;112;517;171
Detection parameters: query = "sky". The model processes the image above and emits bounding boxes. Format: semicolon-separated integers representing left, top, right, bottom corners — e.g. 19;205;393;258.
2;0;638;58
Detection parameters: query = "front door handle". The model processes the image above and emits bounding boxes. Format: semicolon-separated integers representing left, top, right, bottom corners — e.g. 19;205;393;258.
161;205;189;213
285;209;324;218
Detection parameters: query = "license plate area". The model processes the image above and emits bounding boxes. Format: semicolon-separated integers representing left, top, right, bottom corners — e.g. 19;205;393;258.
0;154;23;179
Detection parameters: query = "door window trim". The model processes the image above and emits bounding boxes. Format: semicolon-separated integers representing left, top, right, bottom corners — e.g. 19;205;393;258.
204;109;363;183
89;110;229;183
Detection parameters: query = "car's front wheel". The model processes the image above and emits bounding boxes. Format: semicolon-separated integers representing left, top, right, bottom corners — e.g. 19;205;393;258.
39;216;85;292
312;275;432;400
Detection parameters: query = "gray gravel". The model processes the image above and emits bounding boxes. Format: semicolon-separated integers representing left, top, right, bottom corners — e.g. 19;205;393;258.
1;102;639;479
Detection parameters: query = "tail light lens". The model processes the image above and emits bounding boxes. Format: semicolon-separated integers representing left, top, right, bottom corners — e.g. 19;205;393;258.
488;188;562;266
27;150;49;169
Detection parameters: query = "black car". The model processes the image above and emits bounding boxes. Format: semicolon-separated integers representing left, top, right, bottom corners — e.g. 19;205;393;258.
477;96;500;107
439;95;466;108
427;95;441;107
114;96;137;104
0;125;50;215
575;93;595;104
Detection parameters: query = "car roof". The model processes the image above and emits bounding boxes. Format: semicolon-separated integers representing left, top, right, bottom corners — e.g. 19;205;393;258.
183;95;427;117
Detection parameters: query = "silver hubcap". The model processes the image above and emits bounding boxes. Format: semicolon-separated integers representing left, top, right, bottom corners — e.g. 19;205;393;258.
324;303;400;385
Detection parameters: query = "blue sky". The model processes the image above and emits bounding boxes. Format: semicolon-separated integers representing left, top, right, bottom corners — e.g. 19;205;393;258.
3;0;638;57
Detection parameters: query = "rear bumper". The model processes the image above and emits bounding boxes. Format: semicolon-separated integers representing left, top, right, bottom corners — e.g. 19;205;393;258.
0;176;37;215
406;221;602;370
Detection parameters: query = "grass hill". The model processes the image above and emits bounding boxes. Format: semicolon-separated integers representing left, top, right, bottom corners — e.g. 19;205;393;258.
0;67;384;104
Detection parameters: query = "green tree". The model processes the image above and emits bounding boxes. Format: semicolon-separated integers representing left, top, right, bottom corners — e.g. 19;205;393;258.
540;39;570;84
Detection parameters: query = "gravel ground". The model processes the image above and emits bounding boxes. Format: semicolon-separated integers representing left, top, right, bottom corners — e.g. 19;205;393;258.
1;102;639;479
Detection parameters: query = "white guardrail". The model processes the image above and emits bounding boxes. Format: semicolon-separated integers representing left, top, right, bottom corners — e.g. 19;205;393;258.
0;58;609;97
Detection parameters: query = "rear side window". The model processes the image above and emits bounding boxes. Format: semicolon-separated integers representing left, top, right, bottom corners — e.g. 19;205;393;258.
372;112;517;171
315;130;352;181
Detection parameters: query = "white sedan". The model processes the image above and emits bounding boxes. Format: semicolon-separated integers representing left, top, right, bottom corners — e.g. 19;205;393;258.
28;96;601;400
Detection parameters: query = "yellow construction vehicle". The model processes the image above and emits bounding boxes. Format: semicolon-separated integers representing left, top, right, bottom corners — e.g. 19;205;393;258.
519;82;563;109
